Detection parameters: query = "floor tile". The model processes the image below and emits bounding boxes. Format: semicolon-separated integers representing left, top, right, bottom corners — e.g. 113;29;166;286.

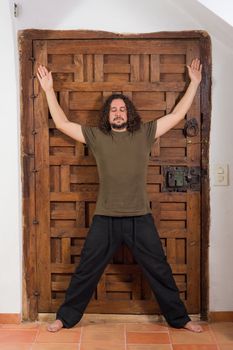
80;343;125;350
0;329;38;343
32;343;78;350
0;321;231;350
41;322;81;332
170;330;215;344
125;322;168;332
81;328;125;344
127;331;170;344
0;344;32;350
218;345;233;350
210;323;233;343
36;324;81;343
82;322;124;332
169;323;210;332
0;322;40;329
127;345;171;350
172;345;218;350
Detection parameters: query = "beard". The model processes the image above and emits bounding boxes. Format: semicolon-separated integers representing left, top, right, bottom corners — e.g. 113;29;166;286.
110;119;128;130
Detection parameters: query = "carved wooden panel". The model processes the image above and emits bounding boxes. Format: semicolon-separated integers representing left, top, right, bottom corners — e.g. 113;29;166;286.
33;37;201;314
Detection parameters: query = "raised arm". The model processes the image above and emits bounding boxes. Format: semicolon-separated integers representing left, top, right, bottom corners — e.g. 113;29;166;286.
155;58;202;139
36;65;86;144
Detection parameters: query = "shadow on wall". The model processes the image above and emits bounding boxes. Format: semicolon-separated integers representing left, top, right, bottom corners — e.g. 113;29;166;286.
174;0;233;52
10;0;199;33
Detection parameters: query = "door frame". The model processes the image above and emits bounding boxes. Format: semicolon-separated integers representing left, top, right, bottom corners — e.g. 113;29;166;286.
19;29;211;321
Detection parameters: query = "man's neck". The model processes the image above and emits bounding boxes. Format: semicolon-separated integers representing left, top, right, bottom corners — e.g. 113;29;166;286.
112;128;127;132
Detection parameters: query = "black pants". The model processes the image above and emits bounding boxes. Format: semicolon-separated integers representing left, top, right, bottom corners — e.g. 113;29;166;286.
56;213;191;328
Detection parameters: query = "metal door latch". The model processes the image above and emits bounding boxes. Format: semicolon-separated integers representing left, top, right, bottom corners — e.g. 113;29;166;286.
162;166;201;192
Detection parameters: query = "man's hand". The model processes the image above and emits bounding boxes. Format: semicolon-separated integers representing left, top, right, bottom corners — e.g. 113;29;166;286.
186;58;202;85
37;64;53;93
154;58;202;139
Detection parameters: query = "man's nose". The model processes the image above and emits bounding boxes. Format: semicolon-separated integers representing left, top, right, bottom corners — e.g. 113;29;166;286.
115;110;123;116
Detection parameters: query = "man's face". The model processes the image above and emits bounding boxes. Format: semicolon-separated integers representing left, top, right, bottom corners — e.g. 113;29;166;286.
109;99;128;131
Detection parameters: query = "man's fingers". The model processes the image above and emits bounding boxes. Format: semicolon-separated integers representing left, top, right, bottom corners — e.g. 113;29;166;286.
44;66;49;75
193;60;196;69
37;65;48;77
193;59;197;70
195;59;201;71
37;65;50;79
190;58;201;71
36;72;42;83
38;66;44;77
194;59;198;70
36;71;42;80
41;66;47;76
42;66;47;75
42;65;50;76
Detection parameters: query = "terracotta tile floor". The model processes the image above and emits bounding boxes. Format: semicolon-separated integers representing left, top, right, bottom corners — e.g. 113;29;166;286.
0;321;232;350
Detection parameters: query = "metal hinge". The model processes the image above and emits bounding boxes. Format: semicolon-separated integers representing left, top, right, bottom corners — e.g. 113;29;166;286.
30;94;38;99
201;168;208;177
23;152;35;157
187;138;209;144
14;3;19;18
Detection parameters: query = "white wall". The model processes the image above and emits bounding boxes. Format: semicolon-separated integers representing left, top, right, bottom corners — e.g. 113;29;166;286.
0;1;21;313
209;37;233;311
11;0;203;32
1;0;232;316
198;0;233;26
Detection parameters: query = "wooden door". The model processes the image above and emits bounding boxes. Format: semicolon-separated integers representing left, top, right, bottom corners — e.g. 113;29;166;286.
20;30;211;320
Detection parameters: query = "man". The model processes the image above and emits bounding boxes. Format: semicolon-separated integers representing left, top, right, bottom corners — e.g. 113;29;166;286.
37;58;203;333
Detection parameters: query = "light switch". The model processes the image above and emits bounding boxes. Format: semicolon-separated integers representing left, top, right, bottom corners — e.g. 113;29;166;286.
213;164;229;186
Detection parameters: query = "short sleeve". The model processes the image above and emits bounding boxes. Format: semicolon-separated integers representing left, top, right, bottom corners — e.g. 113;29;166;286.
144;119;157;149
81;125;97;153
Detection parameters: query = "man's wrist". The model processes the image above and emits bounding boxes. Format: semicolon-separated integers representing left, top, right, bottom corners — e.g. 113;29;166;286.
190;80;200;89
45;88;54;96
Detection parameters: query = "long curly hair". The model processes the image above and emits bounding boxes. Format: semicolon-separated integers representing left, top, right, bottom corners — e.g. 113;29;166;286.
98;93;142;134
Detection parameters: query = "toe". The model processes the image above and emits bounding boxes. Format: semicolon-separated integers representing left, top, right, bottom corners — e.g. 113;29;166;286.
47;324;57;332
183;321;203;333
47;320;63;332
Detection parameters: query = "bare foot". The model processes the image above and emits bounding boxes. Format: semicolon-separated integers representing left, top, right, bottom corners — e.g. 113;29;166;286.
47;319;63;332
183;321;203;333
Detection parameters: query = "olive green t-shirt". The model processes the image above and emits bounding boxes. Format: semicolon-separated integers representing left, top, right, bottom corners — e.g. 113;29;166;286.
81;120;157;216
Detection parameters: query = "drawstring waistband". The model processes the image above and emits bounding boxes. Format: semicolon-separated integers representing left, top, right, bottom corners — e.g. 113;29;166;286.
132;216;136;249
108;216;113;250
107;216;137;250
